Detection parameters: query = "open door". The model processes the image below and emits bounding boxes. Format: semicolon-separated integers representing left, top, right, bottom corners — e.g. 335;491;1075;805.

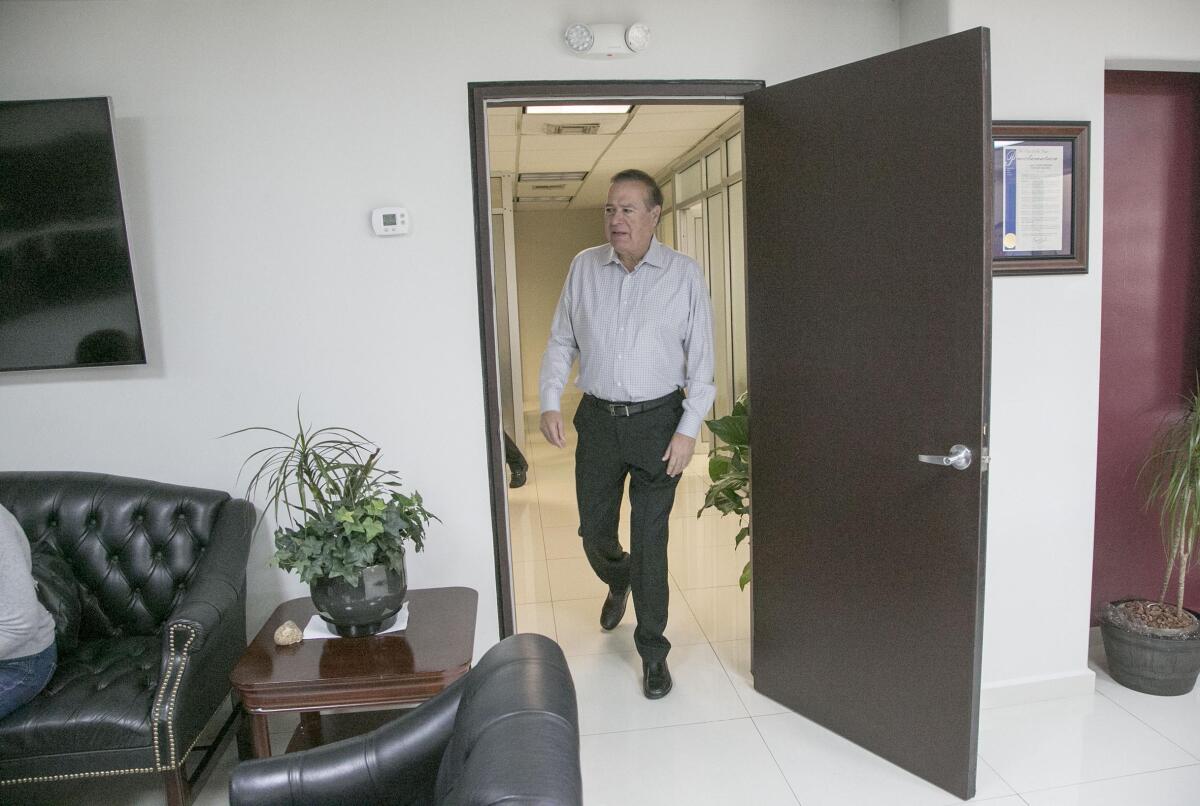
744;28;992;799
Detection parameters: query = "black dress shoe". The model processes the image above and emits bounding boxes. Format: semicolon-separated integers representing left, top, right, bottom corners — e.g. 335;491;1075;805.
508;467;527;488
599;586;630;631
643;660;672;699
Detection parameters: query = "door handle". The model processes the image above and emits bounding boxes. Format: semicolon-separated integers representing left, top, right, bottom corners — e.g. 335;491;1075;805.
918;444;972;470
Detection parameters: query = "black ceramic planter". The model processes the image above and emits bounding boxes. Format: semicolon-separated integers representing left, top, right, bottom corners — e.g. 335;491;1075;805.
1100;603;1200;696
310;562;407;638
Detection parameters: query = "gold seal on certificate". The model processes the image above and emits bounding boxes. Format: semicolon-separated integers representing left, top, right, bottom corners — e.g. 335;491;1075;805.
1002;232;1017;250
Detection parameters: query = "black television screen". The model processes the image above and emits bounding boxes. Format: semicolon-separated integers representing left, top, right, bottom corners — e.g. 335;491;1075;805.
0;97;147;372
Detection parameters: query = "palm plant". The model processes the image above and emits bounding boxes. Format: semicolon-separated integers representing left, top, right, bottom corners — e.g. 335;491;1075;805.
1141;378;1200;621
698;392;751;589
227;410;436;585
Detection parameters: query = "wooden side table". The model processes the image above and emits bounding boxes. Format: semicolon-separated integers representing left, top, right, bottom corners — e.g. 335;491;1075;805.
230;586;478;758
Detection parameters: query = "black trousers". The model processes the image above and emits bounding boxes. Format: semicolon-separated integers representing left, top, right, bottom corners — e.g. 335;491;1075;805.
573;392;683;663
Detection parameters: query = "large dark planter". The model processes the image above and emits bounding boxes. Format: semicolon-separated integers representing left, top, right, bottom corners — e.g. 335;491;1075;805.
1100;601;1200;696
310;562;407;637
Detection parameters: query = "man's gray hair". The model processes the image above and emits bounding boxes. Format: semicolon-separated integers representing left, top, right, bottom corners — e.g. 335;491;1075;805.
610;169;663;209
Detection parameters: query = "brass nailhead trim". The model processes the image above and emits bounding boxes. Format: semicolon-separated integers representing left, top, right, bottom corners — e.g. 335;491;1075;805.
1;626;209;788
0;727;206;787
0;767;159;786
152;623;196;768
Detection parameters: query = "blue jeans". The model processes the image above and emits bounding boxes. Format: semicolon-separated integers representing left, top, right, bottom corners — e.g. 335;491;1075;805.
0;642;57;720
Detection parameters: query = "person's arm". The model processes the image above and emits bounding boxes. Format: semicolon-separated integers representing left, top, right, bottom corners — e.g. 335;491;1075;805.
676;263;716;439
538;266;579;448
662;263;716;476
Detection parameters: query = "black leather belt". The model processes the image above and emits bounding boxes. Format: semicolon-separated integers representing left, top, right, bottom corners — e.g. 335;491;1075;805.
587;390;682;417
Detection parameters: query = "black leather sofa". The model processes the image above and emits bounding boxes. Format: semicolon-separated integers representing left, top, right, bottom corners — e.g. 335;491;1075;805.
229;632;583;806
0;471;254;806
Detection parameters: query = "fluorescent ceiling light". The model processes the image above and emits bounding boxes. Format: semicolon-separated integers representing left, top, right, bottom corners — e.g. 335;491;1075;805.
518;172;587;182
516;196;574;203
524;104;631;115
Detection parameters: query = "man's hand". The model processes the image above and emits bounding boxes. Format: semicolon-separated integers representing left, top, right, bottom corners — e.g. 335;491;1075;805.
662;432;696;477
540;411;566;448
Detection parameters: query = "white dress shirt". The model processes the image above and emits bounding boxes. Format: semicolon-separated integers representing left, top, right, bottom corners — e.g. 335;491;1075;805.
539;237;716;439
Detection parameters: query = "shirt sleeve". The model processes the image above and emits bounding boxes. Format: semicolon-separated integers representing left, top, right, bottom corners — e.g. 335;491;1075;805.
538;265;579;414
676;263;716;438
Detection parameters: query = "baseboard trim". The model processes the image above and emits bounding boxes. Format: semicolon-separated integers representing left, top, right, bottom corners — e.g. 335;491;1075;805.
980;669;1096;709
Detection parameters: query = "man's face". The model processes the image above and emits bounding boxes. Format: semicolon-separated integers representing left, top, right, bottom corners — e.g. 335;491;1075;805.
604;181;661;261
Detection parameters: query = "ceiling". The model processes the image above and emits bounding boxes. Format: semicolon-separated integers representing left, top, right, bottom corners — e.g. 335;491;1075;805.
487;104;740;211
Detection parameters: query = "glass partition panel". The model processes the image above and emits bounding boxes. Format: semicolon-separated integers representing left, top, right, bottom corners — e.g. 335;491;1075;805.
676;202;704;265
705;193;731;419
658;210;676;250
704;150;722;189
727;181;748;401
676;161;703;203
726;133;743;176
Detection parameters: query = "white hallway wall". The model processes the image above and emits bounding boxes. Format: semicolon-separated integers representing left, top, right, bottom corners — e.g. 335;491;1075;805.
0;0;898;664
513;210;602;410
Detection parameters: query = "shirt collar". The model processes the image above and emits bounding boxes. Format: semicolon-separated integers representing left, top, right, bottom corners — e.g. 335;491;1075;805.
605;236;667;273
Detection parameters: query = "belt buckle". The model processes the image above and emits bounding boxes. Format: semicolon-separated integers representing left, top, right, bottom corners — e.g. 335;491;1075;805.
609;403;630;417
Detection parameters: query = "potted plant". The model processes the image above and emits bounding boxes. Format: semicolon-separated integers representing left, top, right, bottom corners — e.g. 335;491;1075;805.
698;391;751;589
230;412;437;637
1100;380;1200;695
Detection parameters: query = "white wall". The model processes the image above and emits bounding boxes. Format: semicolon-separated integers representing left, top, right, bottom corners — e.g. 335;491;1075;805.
900;0;1200;703
0;0;900;662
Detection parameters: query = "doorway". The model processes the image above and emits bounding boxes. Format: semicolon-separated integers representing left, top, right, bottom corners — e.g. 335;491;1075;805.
469;31;992;797
1092;69;1200;617
467;81;761;640
482;98;754;667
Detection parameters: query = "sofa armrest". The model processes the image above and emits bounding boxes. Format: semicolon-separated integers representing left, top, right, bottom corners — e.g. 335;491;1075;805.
152;498;255;768
229;673;466;806
165;498;255;651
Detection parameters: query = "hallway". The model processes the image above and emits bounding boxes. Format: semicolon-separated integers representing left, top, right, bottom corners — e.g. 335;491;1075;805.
508;398;1200;806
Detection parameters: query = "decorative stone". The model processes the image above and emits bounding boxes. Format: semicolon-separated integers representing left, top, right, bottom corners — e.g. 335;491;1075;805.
273;620;302;646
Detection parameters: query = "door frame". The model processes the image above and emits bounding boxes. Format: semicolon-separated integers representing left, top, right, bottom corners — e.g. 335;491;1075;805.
467;80;764;638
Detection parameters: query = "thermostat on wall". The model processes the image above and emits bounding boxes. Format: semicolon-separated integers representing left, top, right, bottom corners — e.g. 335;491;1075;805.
371;207;410;236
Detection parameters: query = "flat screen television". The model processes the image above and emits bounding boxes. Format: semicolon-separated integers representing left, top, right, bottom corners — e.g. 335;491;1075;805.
0;96;147;372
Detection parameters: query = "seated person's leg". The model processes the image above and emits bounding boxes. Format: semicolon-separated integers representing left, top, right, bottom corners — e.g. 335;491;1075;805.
0;642;56;720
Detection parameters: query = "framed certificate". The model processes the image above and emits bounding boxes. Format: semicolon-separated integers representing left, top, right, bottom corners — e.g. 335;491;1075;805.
992;122;1090;276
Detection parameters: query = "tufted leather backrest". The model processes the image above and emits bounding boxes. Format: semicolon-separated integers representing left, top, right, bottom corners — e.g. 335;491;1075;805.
0;472;231;640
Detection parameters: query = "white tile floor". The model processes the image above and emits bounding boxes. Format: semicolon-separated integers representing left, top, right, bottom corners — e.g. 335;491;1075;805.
10;400;1200;805
502;399;1200;806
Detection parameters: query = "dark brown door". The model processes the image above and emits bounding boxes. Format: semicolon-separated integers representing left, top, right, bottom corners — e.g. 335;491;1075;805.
743;29;992;799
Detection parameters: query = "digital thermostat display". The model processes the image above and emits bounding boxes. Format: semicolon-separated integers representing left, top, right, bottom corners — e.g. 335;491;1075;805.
371;207;409;236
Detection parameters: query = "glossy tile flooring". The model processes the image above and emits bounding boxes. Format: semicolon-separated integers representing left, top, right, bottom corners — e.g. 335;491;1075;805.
505;402;1200;806
9;402;1200;804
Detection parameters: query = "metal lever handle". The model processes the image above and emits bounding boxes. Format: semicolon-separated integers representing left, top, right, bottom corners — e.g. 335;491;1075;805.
918;444;972;470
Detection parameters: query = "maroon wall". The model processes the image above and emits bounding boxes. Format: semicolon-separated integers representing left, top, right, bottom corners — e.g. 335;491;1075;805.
1093;71;1200;619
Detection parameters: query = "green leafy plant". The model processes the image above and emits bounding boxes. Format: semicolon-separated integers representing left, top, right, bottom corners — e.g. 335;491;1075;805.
1140;379;1200;621
228;411;437;585
698;391;751;589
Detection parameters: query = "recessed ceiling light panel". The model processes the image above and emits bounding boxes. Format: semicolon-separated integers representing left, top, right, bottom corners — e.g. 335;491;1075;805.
518;172;588;182
524;105;632;115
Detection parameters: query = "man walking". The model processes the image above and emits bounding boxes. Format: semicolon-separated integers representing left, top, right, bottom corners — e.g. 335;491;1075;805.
539;169;715;698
